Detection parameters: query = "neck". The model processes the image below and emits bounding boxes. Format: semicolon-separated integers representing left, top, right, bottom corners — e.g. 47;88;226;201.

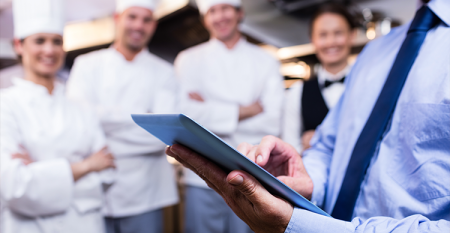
113;42;143;61
322;60;348;75
24;69;56;94
216;30;242;49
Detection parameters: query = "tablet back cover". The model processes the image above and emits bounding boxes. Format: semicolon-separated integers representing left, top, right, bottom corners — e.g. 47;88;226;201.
132;113;330;217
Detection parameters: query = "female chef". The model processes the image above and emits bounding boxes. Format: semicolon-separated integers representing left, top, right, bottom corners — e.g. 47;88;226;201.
282;3;357;153
0;0;115;232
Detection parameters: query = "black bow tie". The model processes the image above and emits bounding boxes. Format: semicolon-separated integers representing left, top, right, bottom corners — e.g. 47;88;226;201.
324;76;346;88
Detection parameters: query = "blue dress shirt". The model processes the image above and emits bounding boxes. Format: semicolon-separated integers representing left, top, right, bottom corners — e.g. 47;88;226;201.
285;0;450;232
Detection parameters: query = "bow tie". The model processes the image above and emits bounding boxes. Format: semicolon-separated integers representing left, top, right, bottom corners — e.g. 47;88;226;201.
324;76;346;88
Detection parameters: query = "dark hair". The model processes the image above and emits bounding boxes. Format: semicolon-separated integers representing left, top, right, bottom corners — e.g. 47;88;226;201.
309;3;357;36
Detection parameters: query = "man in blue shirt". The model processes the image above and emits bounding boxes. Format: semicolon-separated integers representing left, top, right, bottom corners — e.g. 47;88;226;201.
166;0;450;232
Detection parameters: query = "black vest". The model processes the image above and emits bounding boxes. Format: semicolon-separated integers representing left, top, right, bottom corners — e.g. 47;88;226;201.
301;76;329;132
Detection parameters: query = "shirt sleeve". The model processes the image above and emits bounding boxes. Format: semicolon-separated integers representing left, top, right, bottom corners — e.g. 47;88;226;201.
234;58;285;138
301;86;345;207
174;51;240;136
285;208;450;233
66;56;133;133
0;95;73;217
151;67;179;114
89;111;116;185
282;81;304;154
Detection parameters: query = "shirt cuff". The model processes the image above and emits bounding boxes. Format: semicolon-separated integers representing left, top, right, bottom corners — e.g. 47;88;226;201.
284;208;353;233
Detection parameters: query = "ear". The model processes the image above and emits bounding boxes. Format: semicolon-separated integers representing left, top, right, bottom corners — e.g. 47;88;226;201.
237;8;245;23
113;12;121;25
13;38;23;57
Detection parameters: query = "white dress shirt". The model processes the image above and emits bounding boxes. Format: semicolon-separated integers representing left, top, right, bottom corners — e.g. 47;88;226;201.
175;38;285;188
0;78;111;233
282;65;351;153
66;47;179;217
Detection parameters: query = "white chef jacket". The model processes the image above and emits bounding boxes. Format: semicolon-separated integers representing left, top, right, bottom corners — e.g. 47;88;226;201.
66;47;179;217
282;65;351;153
0;78;111;233
174;37;284;188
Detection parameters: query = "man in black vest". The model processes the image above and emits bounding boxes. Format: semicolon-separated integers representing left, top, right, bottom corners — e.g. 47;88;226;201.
282;3;356;153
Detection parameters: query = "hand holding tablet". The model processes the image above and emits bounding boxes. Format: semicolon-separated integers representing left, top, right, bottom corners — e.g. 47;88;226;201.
132;113;329;217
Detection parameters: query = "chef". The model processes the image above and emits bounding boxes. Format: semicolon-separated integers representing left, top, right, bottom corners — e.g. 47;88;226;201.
66;0;178;232
174;0;284;232
282;3;356;153
0;0;115;232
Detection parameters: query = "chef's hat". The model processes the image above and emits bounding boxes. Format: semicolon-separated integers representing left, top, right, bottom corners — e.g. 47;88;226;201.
116;0;158;13
196;0;241;15
13;0;65;39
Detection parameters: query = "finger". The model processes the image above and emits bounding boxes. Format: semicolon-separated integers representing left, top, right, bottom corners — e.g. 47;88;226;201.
166;146;222;193
237;142;256;161
167;146;218;186
253;135;280;166
170;144;229;192
11;153;22;159
105;153;115;159
18;144;29;155
256;136;298;168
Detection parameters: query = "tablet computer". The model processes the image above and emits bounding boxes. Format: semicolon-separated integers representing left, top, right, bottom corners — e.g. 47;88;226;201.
132;113;330;217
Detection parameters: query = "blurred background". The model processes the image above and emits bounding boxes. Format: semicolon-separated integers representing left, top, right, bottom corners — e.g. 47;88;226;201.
0;0;416;89
0;0;418;232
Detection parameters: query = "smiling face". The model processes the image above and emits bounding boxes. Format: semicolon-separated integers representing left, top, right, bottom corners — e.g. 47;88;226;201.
115;6;157;52
203;4;243;42
14;33;65;78
311;13;354;67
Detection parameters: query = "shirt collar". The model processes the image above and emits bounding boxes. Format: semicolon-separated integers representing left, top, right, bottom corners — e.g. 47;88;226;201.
427;0;450;26
108;45;149;63
317;64;351;85
209;37;247;52
12;77;64;98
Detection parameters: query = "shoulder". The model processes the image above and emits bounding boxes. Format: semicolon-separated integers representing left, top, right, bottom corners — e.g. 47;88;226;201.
286;80;304;97
73;48;110;65
360;23;408;57
181;41;210;56
175;41;210;64
141;52;174;79
0;84;26;114
243;41;279;65
1;84;21;102
144;52;173;70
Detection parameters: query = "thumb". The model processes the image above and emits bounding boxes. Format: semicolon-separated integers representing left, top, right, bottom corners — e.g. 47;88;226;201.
227;170;270;206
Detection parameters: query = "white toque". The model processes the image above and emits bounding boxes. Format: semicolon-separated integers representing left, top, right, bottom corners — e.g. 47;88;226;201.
13;0;65;39
196;0;241;15
116;0;159;13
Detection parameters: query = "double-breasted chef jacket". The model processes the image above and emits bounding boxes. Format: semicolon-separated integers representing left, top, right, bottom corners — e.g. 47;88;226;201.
66;47;179;217
0;78;113;233
175;37;285;188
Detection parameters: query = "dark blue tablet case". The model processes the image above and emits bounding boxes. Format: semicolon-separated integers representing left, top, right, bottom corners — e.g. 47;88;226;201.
132;113;330;217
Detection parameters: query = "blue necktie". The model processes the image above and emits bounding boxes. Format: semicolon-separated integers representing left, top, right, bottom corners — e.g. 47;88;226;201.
331;6;441;221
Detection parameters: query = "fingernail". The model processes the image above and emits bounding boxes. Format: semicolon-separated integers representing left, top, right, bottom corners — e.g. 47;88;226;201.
229;175;244;186
256;155;263;164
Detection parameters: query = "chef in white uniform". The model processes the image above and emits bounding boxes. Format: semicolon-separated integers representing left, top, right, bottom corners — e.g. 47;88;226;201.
282;3;356;153
0;0;116;232
66;0;178;232
174;0;284;232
